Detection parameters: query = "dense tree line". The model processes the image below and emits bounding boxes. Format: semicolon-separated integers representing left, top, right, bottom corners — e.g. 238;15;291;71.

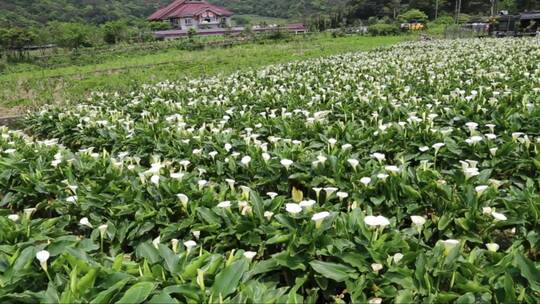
0;0;170;27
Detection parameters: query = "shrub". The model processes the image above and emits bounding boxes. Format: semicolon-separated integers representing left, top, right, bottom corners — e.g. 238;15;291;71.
368;23;400;36
398;9;429;24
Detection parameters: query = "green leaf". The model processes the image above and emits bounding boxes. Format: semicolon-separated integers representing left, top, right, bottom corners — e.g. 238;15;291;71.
455;292;475;304
148;292;178;304
514;253;540;292
158;244;180;274
90;278;131;304
116;282;155;304
395;289;413;304
309;260;355;282
211;258;249;299
135;242;161;264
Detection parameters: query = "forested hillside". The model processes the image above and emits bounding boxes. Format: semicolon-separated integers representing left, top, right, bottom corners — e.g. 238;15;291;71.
1;0;538;27
209;0;349;18
0;0;169;27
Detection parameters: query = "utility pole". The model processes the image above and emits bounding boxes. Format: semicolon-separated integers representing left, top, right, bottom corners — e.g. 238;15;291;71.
435;0;439;20
490;0;496;16
455;0;462;24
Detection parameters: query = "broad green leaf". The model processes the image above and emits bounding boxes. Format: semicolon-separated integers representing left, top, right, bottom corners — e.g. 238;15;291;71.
515;253;540;292
116;282;155;304
90;278;131;304
395;289;414;304
309;260;355;282
211;258;249;299
149;292;178;304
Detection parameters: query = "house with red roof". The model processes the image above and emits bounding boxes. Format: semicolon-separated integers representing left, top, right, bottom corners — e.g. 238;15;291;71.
148;0;233;30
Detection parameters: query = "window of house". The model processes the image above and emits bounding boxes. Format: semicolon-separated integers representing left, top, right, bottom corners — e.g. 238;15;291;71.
185;18;192;25
204;18;211;23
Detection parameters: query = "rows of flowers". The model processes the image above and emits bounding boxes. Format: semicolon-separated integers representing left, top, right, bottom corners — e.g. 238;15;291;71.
1;38;539;303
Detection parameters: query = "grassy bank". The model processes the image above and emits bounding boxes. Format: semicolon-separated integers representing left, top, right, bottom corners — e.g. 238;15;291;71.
0;34;411;110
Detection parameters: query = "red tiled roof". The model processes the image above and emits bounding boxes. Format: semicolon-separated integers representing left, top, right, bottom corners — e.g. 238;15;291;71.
148;0;233;21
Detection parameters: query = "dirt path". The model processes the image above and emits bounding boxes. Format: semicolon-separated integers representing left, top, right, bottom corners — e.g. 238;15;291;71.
0;106;23;126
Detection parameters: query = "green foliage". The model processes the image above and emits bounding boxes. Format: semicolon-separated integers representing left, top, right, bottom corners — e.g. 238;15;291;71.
187;28;198;40
210;0;349;19
47;22;96;49
368;23;400;36
1;38;539;303
102;20;129;45
0;34;409;107
0;0;170;28
398;9;429;23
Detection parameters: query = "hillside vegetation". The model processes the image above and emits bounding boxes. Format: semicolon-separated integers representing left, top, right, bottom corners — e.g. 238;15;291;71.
0;0;169;27
209;0;348;18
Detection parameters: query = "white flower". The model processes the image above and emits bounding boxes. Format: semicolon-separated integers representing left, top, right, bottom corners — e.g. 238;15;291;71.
170;172;185;179
24;208;37;218
192;231;201;239
466;136;483;145
377;173;389;181
243;251;257;260
280;159;294;170
312;211;330;221
324;187;338;197
8;214;20;222
347;158;359;170
410;215;426;226
371;153;386;162
171;239;179;253
341;143;353;151
177;193;189;209
482;207;493;215
368;298;383;304
393;253;404;263
150;175;160;185
267;192;278;199
262;153;271;162
385;165;400;174
475;185;489;196
313;187;322;199
492;211;507;221
241;156;252;166
198;180;208;190
299;200;316;209
79;217;92;228
419;146;429;152
489;148;498;156
285;203;302;214
66;196;77;203
328;138;337;147
98;224;108;237
217;201;231;208
441;239;459;251
364;215;390;228
225;179;235;190
336;192;349;201
486;243;500;252
463;167;480;179
360;177;371;186
371;263;383;273
152;236;161;249
36;250;50;271
465;122;478;131
485;133;497;140
184;240;197;251
264;211;274;220
432;143;445;153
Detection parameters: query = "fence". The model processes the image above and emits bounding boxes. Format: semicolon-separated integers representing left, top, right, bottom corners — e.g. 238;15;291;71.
444;24;490;39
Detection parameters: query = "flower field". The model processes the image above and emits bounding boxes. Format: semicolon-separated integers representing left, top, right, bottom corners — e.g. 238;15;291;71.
1;38;540;303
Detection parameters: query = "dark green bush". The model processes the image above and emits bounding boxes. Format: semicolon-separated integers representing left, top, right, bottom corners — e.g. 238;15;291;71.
368;23;400;36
